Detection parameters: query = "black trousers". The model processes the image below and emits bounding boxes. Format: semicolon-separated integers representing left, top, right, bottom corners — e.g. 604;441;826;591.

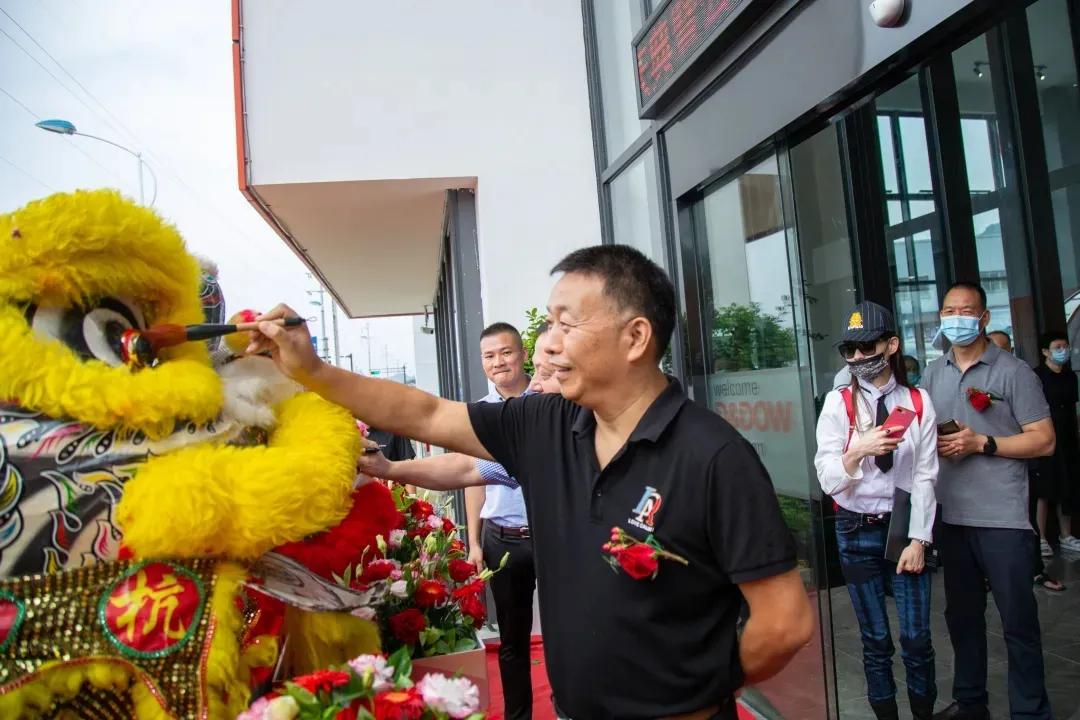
483;525;537;720
939;523;1051;719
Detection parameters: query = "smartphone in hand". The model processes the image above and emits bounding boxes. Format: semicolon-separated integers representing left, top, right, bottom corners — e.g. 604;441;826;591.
882;406;918;438
937;419;961;436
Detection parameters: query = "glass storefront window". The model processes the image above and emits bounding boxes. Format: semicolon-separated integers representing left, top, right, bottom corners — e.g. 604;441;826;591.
876;75;947;367
1028;0;1080;360
594;1;650;162
952;34;1032;344
609;146;665;263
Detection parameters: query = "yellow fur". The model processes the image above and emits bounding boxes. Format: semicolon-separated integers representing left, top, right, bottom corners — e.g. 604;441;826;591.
0;190;222;438
280;608;381;677
117;392;361;559
205;562;252;720
0;305;221;438
0;190;204;326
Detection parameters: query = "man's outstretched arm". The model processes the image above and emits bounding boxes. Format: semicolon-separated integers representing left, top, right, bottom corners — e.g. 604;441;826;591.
358;450;487;491
250;304;492;460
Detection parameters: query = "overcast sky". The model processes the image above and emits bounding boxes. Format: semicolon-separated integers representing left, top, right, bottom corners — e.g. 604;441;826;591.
0;0;418;375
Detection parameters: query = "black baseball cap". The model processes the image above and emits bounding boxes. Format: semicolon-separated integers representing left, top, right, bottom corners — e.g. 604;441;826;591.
839;301;895;343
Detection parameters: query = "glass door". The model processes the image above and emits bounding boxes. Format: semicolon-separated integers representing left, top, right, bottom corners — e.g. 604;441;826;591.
687;154;830;720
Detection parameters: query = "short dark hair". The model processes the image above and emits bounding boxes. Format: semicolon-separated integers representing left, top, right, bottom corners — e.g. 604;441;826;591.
987;330;1011;344
902;354;920;372
551;245;676;361
944;281;988;310
480;322;522;347
1039;329;1069;349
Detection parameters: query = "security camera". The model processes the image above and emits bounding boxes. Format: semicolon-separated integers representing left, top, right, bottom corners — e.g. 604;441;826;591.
869;0;905;27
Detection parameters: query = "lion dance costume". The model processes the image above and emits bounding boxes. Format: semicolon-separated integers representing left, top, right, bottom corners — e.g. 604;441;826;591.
0;190;401;719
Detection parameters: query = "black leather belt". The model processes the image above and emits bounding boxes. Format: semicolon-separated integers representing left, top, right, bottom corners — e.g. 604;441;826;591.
839;508;892;527
490;524;530;539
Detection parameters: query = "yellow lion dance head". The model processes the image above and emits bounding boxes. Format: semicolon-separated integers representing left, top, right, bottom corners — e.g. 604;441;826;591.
0;189;222;438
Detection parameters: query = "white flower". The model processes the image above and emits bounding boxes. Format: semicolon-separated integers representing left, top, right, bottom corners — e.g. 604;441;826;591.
390;580;409;598
266;695;299;720
427;514;443;530
350;606;376;621
348;654;395;692
389;529;407;548
417;673;480;718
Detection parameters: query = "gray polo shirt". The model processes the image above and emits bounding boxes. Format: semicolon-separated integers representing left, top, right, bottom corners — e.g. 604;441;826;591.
922;341;1050;529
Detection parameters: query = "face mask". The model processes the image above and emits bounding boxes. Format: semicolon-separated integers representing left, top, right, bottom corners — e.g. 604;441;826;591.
1051;348;1070;365
939;315;983;347
847;353;889;381
909;372;922;386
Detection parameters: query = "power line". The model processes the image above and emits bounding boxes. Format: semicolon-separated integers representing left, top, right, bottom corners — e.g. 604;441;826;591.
0;83;128;186
0;25;129;142
0;7;141;148
0;5;264;245
0;151;56;193
0;84;37;117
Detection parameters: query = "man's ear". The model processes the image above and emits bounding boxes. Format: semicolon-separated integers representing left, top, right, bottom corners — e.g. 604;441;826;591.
625;316;654;363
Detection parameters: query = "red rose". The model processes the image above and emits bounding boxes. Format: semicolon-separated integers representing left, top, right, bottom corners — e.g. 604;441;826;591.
359;559;397;584
409;500;434;519
414;579;448;608
292;669;351;694
388;608;427;645
458;590;486;627
967;387;992;412
449;558;477;583
443;517;456;533
615;544;659;580
373;689;425;720
451;578;486;600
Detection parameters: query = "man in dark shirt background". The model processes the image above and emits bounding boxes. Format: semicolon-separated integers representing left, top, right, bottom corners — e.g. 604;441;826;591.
365;427;416;462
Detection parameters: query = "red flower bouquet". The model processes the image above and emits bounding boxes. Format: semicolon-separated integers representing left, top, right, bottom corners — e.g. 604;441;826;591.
337;489;506;658
236;648;484;720
602;527;688;581
966;387;1001;413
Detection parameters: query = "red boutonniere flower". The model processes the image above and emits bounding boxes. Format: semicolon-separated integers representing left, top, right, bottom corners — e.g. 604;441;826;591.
966;387;1002;413
448;558;477;583
373;688;426;720
602;527;689;580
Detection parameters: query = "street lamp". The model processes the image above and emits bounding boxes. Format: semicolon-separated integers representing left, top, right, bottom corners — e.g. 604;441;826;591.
35;118;158;206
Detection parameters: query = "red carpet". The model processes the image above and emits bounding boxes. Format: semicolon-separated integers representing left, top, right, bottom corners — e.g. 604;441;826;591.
483;636;754;720
484;636;554;720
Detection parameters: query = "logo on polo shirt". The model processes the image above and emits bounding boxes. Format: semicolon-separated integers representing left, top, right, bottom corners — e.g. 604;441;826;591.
848;311;864;330
629;486;663;533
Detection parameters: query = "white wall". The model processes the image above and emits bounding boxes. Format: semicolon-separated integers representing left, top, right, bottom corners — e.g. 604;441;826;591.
241;0;601;328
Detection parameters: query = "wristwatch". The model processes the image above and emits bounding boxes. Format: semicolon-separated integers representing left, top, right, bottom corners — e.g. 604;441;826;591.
914;539;931;548
982;435;998;456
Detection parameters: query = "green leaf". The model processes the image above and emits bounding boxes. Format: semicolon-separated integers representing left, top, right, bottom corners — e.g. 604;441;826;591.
454;636;478;652
419;626;444;646
387;646;413;679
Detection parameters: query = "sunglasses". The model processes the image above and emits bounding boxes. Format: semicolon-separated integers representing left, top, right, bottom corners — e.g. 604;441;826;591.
838;341;881;359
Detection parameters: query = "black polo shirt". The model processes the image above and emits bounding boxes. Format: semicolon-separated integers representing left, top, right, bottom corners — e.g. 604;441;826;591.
467;379;797;719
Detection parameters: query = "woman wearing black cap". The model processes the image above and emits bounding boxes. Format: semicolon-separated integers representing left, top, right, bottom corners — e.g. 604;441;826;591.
814;301;940;720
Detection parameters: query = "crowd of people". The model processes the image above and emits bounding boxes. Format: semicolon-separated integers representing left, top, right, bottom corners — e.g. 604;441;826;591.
246;246;1077;720
815;284;1076;720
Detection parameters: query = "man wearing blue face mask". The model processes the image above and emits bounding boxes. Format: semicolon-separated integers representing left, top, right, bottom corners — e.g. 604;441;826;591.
922;282;1057;720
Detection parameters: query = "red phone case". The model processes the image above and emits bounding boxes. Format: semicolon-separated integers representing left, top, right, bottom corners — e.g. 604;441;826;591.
882;406;917;437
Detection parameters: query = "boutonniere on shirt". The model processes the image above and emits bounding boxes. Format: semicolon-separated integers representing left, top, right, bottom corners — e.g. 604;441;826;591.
602;527;689;580
966;387;1002;413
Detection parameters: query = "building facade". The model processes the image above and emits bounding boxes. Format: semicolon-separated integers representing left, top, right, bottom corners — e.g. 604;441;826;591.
582;0;1080;717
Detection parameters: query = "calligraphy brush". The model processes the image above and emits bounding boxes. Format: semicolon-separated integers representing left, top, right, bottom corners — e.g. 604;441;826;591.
116;317;306;367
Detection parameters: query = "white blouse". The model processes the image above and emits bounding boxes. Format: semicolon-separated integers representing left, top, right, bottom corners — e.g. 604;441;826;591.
814;377;939;543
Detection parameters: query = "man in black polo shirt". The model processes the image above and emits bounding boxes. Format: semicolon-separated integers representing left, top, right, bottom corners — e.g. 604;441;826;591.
249;245;815;720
